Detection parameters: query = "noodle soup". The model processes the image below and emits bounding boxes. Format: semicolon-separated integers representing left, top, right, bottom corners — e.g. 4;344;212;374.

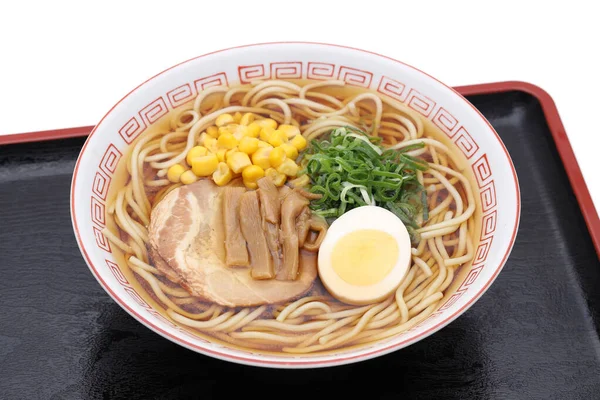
101;79;481;355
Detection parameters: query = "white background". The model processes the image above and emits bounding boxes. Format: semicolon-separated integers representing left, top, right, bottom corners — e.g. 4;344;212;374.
1;0;599;211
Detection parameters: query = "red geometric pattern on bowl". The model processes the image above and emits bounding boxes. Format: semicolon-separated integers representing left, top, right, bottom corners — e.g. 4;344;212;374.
147;309;178;328
473;237;493;265
92;225;111;252
118;116;146;144
438;289;468;312
91;196;106;226
91;61;499;353
480;181;497;212
99;144;122;175
167;83;196;108
106;259;129;285
194;72;229;92
481;210;497;239
472;154;492;188
454;127;480;159
405;89;436;117
92;170;110;201
337;66;373;87
270;62;302;80
124;286;151;309
377;76;407;102
307;62;336;80
139;97;168;127
238;64;268;83
432;107;459;138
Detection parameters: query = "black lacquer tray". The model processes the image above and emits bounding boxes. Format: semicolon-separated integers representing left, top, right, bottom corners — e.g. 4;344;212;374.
1;82;599;400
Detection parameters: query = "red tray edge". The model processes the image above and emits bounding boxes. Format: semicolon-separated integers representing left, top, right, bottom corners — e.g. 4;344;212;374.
2;81;598;258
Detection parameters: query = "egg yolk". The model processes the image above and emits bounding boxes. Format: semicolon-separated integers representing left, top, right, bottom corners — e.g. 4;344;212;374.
331;229;399;286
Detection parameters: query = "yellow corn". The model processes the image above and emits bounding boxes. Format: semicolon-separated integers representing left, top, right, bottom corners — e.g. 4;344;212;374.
233;112;242;123
212;162;233;186
203;136;218;153
279;143;298;160
246;122;261;138
291;134;307;150
240;113;255;126
277;158;299;177
227;152;252;174
242;165;265;184
225;147;238;161
267;130;287;147
265;168;286;187
167;164;186;183
186;146;208;166
217;133;238;149
251;147;271;170
269;147;287;168
216;148;227;162
279;124;300;138
288;174;310;188
257;141;273;149
243;180;258;190
191;153;219;176
260;126;275;142
215;113;234;127
239;136;259;154
233;125;249;140
180;170;198;185
206;126;219;138
255;118;278;130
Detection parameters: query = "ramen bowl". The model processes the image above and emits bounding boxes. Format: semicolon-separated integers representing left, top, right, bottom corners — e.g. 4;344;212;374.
70;42;520;368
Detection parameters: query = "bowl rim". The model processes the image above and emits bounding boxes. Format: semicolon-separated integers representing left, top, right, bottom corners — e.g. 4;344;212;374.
70;41;521;368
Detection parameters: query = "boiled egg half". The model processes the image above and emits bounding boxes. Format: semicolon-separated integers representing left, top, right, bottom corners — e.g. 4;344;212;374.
318;206;412;305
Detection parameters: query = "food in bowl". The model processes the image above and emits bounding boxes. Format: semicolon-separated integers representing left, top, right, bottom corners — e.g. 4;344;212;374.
99;78;479;354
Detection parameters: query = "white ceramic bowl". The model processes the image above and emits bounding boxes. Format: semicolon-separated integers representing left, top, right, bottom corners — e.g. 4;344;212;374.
70;42;520;368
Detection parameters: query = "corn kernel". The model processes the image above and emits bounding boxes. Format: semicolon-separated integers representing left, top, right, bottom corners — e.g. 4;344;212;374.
242;165;265;184
240;113;255;126
191;153;219;176
255;118;278;130
251;147;272;170
288;174;310;188
206;126;219;138
203;136;218;153
277;158;299;177
257;141;273;149
212;162;233;186
227;152;252;174
279;124;301;138
269;147;287;168
265;168;286;187
260;126;275;142
217;148;227;162
215;113;234;127
243;180;258;190
180;170;198;185
291;134;307;150
167;164;186;183
246;122;261;138
217;133;238;149
218;126;235;136
186;146;208;166
225;147;238;161
267;130;287;147
233;125;248;140
279;143;299;160
233;112;242;123
239;136;259;154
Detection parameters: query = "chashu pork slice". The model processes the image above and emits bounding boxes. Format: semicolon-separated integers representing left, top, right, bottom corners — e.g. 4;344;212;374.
148;179;317;307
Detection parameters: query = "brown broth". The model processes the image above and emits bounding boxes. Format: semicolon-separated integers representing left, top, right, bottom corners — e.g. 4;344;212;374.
105;81;483;356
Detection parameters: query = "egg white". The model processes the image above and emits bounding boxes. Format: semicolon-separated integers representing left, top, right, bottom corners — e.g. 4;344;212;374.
317;206;412;305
